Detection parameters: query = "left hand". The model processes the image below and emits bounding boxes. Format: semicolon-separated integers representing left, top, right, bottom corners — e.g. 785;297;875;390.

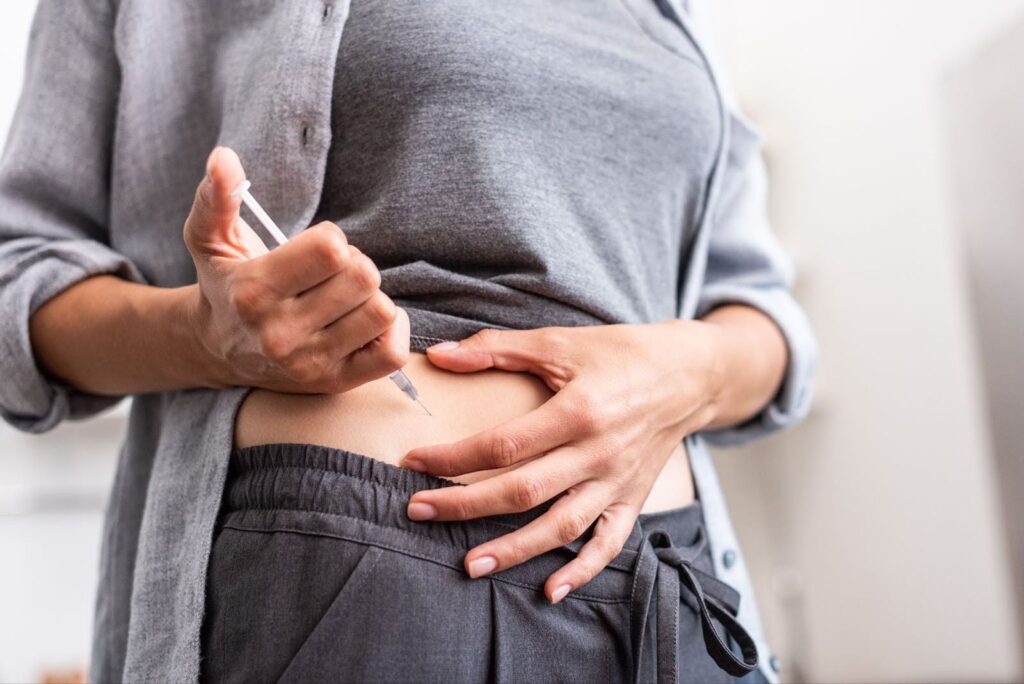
399;320;725;603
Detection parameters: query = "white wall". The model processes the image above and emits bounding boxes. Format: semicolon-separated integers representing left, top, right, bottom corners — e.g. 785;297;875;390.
0;1;35;136
711;1;1024;681
946;15;1024;649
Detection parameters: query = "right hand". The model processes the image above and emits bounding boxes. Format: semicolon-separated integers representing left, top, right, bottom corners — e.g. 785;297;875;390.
183;146;410;393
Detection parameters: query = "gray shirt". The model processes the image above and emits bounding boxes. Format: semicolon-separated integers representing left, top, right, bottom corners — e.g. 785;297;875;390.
0;1;816;682
313;0;720;344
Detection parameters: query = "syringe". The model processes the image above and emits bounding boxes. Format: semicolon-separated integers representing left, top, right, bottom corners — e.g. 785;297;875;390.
231;180;431;415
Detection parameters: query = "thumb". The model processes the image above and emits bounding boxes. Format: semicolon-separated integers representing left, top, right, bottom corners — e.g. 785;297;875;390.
425;327;566;379
183;147;263;260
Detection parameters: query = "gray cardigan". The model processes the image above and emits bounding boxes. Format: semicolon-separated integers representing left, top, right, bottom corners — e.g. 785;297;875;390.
0;1;816;682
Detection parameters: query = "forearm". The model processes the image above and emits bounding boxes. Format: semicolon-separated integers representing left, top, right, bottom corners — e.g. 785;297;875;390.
689;303;788;431
29;275;223;396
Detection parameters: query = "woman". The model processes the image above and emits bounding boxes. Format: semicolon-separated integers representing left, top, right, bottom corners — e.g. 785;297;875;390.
0;0;815;682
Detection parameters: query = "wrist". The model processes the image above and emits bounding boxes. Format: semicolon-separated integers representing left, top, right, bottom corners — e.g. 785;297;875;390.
696;304;789;429
173;284;234;389
695;318;730;429
657;318;728;432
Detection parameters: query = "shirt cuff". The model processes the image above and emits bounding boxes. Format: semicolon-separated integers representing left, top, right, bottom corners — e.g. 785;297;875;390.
695;285;818;447
0;238;145;433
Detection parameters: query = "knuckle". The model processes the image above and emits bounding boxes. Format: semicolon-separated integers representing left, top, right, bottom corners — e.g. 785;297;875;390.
287;359;321;386
313;229;349;271
510;476;545;511
366;293;398;328
539;327;575;369
376;342;409;373
557;510;592;545
570;393;606;435
475;327;505;346
540;327;571;354
450;496;476;521
228;280;265;321
488;433;522;468
505;537;533;564
590;534;624;559
257;325;293;361
314;221;348;246
349;255;382;293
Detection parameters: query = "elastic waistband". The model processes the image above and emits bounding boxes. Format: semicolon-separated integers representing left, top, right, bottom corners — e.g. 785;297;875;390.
222;443;705;601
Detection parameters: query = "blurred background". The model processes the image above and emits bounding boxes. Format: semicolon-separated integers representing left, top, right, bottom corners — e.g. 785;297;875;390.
1;0;1022;682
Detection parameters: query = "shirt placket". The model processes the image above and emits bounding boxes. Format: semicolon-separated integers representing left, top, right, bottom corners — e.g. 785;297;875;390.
258;1;351;237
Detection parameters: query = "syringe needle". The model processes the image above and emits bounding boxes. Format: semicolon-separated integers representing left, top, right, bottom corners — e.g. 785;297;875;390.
416;397;433;416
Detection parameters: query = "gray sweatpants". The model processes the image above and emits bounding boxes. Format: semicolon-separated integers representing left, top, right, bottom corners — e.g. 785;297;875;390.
200;444;763;683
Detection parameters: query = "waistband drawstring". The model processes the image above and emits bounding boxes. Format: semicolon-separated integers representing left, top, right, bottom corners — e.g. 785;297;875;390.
629;528;759;682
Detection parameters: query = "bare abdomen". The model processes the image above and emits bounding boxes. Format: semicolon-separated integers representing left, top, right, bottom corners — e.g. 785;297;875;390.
234;352;693;513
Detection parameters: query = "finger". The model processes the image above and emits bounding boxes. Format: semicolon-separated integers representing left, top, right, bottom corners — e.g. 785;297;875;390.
315;290;399;359
291;244;382;329
459;483;611;580
401;392;579;475
424;327;573;382
544;502;637;603
184;147;262;259
334;306;411;390
255;221;352;297
406;446;588;521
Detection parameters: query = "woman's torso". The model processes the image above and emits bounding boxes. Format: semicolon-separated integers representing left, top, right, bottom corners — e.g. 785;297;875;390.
237;0;719;513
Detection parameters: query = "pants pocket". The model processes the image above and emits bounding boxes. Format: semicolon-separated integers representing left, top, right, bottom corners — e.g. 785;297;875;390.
277;546;384;682
277;545;494;683
201;528;384;684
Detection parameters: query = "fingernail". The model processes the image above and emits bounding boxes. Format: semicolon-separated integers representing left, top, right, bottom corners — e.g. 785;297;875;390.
407;502;437;521
402;459;426;473
467;556;498;578
427;341;459;352
551;584;572;604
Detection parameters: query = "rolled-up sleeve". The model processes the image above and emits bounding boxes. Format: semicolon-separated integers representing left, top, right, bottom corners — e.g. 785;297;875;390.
0;0;144;433
696;108;818;446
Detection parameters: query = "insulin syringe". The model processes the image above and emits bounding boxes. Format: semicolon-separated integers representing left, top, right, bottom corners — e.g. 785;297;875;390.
231;180;431;415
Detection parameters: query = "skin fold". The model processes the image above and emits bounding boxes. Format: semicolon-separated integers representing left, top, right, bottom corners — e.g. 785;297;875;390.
30;147;788;604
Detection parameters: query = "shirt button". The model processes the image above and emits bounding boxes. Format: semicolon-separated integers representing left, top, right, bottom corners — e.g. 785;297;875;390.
722;549;737;569
322;4;334;22
770;655;781;673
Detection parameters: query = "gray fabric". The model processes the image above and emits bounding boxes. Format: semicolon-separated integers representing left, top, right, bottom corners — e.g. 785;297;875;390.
200;443;759;683
0;1;815;682
312;0;720;342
